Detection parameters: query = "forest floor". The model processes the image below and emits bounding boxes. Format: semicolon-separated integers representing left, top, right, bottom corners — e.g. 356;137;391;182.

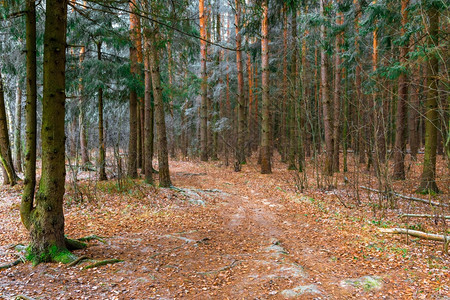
0;154;449;299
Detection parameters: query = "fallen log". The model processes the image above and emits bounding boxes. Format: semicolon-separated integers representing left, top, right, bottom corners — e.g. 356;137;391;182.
399;214;450;220
360;186;448;207
379;228;450;243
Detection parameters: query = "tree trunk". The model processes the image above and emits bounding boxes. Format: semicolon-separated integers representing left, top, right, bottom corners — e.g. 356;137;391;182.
97;42;107;181
79;46;90;167
149;26;171;187
29;0;74;264
333;6;343;172
408;64;420;159
260;0;271;174
320;0;333;176
0;72;17;185
235;0;245;166
144;28;154;184
281;5;288;163
393;0;410;180
21;0;37;230
199;0;208;162
127;0;140;178
418;6;440;194
14;84;22;173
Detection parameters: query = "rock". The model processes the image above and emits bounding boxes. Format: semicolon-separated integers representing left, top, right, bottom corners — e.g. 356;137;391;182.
340;275;383;291
281;284;321;298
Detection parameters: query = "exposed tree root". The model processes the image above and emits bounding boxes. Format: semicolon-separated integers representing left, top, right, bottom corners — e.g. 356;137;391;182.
198;260;240;276
67;255;90;267
65;238;88;250
0;258;24;270
77;235;107;244
83;259;123;269
13;294;36;300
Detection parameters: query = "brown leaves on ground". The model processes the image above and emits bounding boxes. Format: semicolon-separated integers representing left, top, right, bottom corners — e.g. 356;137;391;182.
0;154;448;299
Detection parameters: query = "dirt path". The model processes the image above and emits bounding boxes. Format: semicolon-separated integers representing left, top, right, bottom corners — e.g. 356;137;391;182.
0;160;448;299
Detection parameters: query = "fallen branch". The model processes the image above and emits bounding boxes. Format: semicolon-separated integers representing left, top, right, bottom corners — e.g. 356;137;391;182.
83;259;123;269
380;228;450;243
399;214;450;220
360;186;448;207
67;255;90;267
0;258;23;270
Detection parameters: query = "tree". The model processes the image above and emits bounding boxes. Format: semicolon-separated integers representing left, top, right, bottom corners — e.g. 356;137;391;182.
320;0;333;176
418;3;440;194
127;0;140;178
199;0;208;162
13;83;22;173
148;24;172;187
0;71;17;185
260;0;271;174
235;0;246;166
393;0;410;180
24;0;76;264
97;41;107;181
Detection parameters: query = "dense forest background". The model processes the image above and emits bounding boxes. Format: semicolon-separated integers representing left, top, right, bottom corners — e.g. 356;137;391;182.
0;0;448;288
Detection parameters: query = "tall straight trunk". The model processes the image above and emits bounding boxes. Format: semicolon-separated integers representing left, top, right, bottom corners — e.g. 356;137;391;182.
144;32;154;184
246;51;253;157
320;0;333;176
332;6;343;172
418;6;440;194
21;0;37;229
260;0;271;174
199;0;208;161
409;63;420;159
211;13;220;161
78;46;90;167
281;4;288;162
393;0;410;180
0;72;17;185
14;84;22;172
30;0;73;263
149;26;171;187
128;0;140;178
235;0;245;165
225;20;231;166
288;12;298;171
253;63;259;152
354;0;365;164
97;42;107;181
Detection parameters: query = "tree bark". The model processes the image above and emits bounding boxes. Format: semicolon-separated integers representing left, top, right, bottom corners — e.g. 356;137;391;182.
143;27;154;184
393;0;410;180
418;6;440;194
30;0;74;264
235;0;246;166
21;0;37;230
97;42;107;181
149;26;171;187
332;5;343;172
0;72;17;185
320;0;333;176
127;0;140;178
260;0;271;174
199;0;208;162
14;84;22;173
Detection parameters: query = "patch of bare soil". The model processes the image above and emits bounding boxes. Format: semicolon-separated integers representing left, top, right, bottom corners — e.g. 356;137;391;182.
0;156;448;299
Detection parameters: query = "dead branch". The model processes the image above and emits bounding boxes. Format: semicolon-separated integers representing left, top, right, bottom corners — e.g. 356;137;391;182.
67;255;90;267
380;228;450;243
360;186;448;207
399;214;450;220
83;259;123;269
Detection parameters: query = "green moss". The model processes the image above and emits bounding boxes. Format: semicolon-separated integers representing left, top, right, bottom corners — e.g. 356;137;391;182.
26;245;77;266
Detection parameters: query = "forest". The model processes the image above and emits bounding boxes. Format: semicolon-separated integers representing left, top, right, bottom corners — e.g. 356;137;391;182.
0;0;448;298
